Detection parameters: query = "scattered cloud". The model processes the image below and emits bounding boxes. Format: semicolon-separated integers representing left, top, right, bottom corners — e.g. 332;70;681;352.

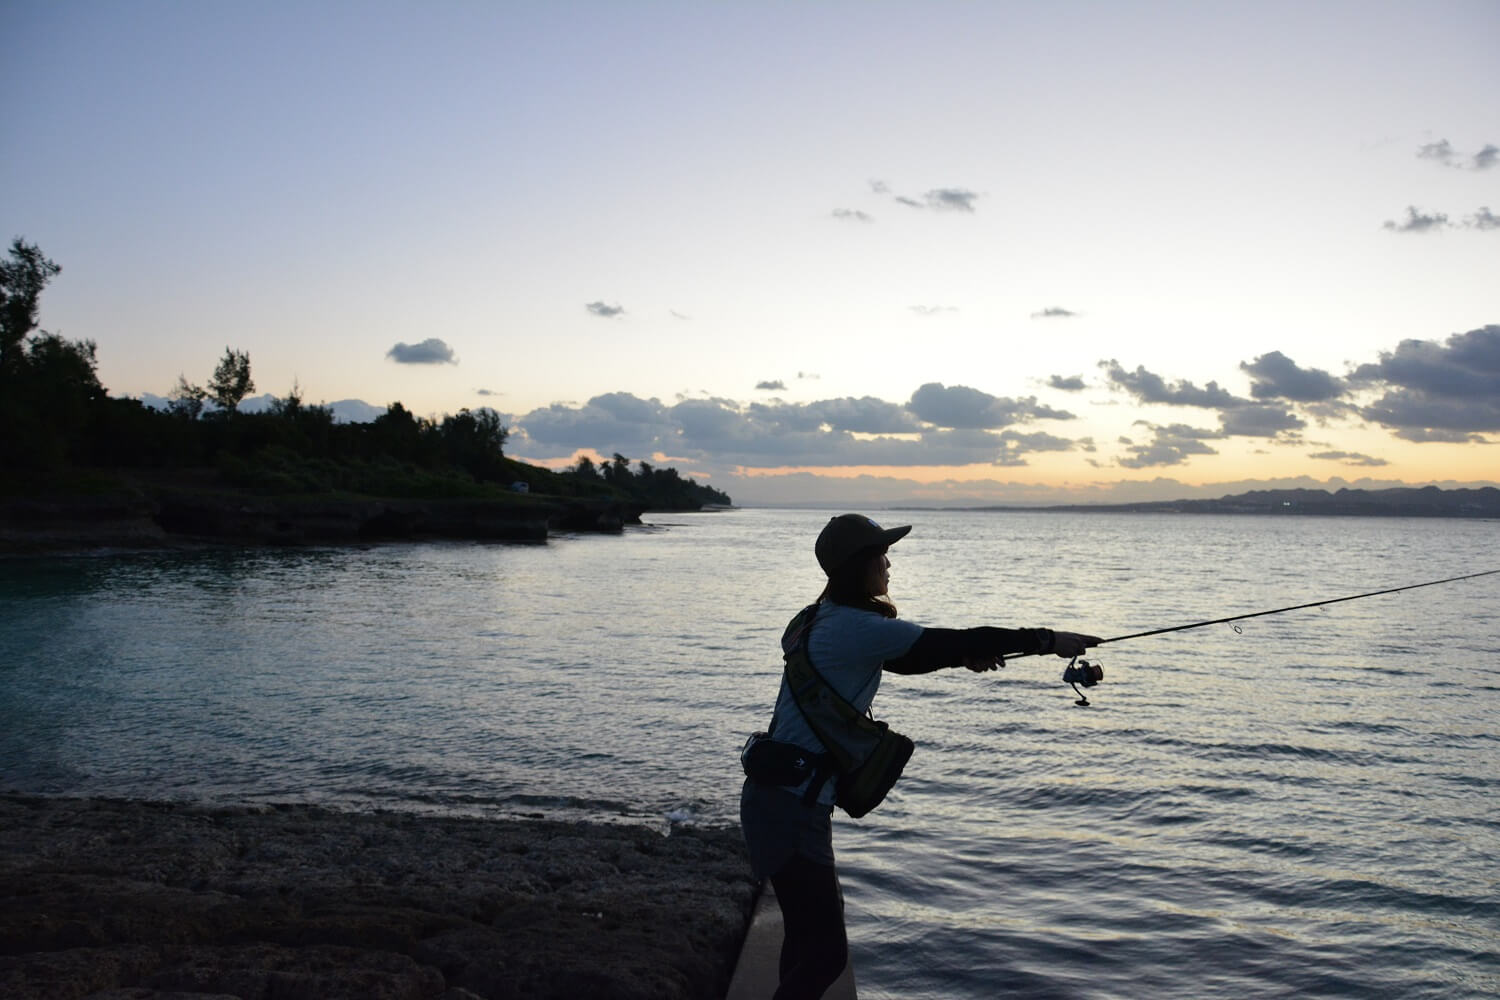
1048;375;1087;391
1031;307;1076;319
1415;138;1498;170
797;371;821;380
909;305;957;316
1467;207;1499;230
506;384;1089;471
1350;325;1500;437
385;338;457;365
1417;139;1455;165
751;396;924;435
1240;351;1345;402
585;301;625;318
832;208;874;223
874;181;981;213
476;388;501;397
908;382;1074;429
1308;450;1389;467
1382;206;1450;232
670;309;691;320
1219;403;1305;438
756;380;786;391
1100;360;1245;408
895;188;980;212
1116;423;1222;468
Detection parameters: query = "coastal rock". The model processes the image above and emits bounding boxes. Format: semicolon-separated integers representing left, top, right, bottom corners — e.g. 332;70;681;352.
0;796;756;1000
0;493;649;553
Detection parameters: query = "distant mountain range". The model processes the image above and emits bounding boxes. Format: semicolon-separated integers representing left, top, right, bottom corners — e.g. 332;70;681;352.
991;486;1500;518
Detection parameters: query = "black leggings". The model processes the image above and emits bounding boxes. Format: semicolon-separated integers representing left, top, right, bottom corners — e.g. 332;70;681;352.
769;854;848;1000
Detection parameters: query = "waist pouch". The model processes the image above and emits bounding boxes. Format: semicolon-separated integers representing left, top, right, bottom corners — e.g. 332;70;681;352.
741;732;824;788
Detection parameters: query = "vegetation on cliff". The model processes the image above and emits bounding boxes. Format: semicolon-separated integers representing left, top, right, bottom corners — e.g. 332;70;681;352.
0;238;731;513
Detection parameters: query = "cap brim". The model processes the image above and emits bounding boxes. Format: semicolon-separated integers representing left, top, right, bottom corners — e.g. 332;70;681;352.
883;525;912;546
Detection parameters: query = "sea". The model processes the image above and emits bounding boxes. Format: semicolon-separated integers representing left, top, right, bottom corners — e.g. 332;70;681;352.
2;507;1497;999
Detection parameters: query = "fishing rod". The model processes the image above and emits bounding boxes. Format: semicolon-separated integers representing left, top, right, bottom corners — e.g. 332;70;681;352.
1002;567;1500;705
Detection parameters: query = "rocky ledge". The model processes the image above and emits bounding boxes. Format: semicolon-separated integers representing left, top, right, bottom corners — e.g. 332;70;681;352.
0;492;647;554
0;796;757;1000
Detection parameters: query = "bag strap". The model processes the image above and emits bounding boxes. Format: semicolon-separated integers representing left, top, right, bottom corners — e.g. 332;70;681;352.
781;603;886;775
773;603;840;805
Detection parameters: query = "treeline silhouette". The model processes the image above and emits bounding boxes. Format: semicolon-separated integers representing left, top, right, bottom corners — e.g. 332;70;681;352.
0;238;730;510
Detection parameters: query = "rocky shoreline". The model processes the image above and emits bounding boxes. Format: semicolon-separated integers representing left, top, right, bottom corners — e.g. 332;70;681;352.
0;796;758;1000
0;490;648;555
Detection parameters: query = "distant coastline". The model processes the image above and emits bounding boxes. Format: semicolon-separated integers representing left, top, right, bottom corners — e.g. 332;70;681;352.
902;486;1500;519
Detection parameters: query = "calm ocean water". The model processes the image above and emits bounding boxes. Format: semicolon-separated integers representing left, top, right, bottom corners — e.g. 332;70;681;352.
2;508;1497;999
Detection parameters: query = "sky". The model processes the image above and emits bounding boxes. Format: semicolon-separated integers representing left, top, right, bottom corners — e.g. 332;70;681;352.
6;1;1497;506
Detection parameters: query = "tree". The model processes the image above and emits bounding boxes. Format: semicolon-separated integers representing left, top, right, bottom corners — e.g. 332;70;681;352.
167;375;207;420
207;347;254;414
1;238;62;379
439;407;509;481
604;453;632;486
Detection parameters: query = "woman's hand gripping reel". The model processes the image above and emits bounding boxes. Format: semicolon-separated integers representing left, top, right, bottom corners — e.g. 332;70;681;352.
1062;655;1104;706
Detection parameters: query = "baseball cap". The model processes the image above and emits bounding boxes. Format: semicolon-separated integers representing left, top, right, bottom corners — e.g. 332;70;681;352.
815;513;912;575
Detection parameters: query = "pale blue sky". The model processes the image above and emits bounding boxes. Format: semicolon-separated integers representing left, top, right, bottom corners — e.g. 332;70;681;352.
7;1;1497;504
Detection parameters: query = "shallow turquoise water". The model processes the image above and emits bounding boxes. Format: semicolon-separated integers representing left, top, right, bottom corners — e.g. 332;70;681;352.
3;509;1497;998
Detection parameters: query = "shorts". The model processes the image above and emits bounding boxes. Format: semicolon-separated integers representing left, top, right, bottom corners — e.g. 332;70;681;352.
739;777;835;879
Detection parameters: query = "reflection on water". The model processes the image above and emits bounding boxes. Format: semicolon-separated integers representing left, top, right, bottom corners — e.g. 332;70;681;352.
2;510;1497;999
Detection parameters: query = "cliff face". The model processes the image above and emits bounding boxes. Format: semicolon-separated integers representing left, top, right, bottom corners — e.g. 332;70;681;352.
0;491;646;555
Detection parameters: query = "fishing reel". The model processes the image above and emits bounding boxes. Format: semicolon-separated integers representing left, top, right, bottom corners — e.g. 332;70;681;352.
1062;656;1103;706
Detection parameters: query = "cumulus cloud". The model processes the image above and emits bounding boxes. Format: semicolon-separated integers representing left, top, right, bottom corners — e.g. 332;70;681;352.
1383;207;1450;232
1467;207;1499;230
585;301;625;318
507;387;1089;470
1417;139;1455;165
1308;450;1389;467
1116;423;1222;468
518;392;675;457
1417;139;1498;170
756;380;786;391
1099;360;1245;408
1240;351;1345;402
1048;375;1087;391
908;382;1074;429
1350;325;1500;437
1031;307;1076;319
1219;403;1305;438
385;338;457;364
832;208;874;223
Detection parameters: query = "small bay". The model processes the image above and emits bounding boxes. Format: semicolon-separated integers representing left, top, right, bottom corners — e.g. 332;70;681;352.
2;508;1497;999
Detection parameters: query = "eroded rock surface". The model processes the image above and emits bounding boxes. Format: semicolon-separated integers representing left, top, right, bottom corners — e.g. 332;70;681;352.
0;796;756;1000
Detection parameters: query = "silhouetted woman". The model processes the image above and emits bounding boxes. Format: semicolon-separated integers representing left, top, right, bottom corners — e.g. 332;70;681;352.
740;514;1100;999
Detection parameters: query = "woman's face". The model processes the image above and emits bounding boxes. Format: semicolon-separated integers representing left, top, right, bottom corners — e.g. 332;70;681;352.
863;549;892;597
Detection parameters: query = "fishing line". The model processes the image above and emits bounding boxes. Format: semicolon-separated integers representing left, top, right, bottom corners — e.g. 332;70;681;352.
1091;566;1500;647
1000;567;1500;705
